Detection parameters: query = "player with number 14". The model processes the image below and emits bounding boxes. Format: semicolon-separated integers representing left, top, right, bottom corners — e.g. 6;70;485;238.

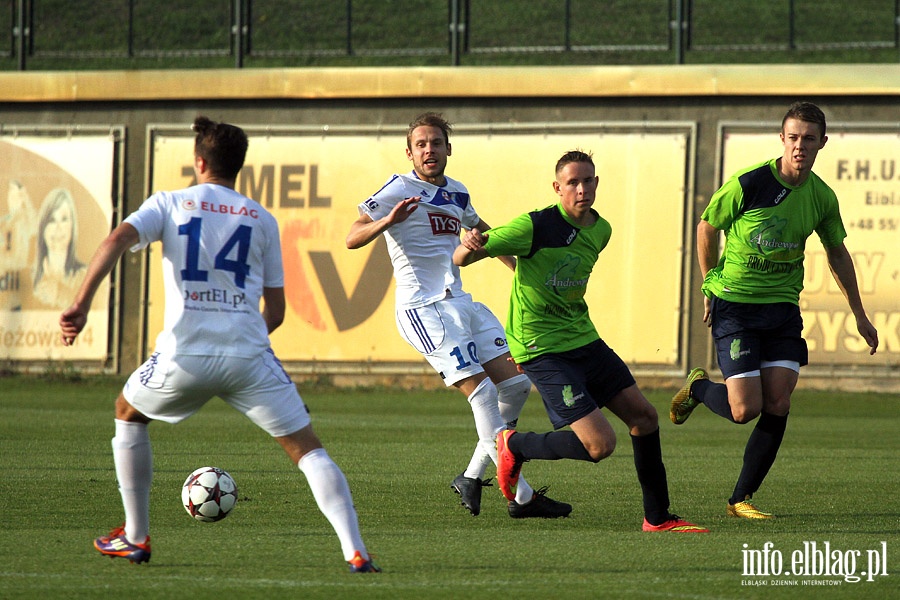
59;115;379;572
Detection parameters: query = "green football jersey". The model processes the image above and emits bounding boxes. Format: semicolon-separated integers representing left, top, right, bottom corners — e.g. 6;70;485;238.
701;158;846;305
483;203;612;363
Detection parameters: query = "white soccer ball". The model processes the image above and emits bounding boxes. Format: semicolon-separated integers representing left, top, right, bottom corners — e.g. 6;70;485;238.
181;467;238;522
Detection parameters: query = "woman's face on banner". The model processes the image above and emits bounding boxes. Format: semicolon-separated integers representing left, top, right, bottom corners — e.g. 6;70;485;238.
44;202;73;255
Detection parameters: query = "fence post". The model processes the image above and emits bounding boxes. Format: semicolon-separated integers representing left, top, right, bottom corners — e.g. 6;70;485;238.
449;0;462;66
672;0;686;64
896;0;899;62
127;0;134;58
232;0;246;68
346;0;353;56
788;0;796;50
14;0;27;70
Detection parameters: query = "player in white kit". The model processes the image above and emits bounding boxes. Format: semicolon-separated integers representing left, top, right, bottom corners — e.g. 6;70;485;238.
60;116;379;572
346;112;570;518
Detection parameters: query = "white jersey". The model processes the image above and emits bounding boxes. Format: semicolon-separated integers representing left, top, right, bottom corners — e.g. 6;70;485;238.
360;171;480;309
125;183;284;358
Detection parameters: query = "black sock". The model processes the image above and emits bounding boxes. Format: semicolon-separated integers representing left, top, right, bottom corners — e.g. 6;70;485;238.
729;412;789;504
693;379;736;422
631;428;671;525
510;431;594;462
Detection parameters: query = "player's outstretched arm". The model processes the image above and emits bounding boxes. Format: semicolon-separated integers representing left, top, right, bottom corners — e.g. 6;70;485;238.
453;228;490;267
473;218;516;271
346;197;421;249
60;222;139;346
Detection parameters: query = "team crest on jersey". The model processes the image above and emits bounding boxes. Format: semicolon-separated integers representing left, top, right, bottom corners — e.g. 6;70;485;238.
748;216;798;254
544;255;588;297
431;190;470;209
427;212;461;235
183;199;198;211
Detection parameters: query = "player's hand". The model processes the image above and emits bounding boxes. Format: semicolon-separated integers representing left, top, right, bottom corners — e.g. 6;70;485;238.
461;228;487;251
702;296;712;327
387;197;420;224
856;315;879;355
60;304;88;346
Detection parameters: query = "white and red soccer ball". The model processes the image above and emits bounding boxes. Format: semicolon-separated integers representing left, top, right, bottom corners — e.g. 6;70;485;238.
181;467;238;522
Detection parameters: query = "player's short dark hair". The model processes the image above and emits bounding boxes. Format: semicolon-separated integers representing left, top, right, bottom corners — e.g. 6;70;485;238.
407;112;452;149
192;116;248;180
555;149;594;174
782;101;827;137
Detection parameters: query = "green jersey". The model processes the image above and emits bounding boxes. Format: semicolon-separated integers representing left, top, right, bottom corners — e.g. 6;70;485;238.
483;203;612;363
701;158;846;305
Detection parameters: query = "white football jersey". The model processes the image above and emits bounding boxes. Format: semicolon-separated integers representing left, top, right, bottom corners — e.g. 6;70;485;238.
360;172;480;309
125;183;284;357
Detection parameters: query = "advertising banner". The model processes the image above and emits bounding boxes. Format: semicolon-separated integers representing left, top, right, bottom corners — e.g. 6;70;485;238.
147;125;691;368
721;129;899;366
0;132;117;360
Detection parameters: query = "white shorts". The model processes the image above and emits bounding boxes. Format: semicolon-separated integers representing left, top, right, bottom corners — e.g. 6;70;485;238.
395;293;509;386
123;349;310;437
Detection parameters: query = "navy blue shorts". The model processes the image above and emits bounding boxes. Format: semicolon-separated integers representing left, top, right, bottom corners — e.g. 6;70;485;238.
520;338;636;430
710;296;808;378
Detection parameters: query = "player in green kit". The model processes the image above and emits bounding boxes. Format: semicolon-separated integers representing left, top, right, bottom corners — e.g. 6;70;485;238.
453;150;707;532
670;101;879;519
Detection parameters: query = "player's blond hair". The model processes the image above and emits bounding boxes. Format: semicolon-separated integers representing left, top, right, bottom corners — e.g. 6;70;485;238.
407;112;452;150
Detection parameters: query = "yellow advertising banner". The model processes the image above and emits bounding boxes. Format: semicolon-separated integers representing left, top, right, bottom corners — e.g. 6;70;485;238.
147;126;690;368
721;130;899;366
0;133;115;360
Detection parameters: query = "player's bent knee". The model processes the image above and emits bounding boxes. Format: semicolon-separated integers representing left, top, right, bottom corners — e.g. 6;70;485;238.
731;406;760;424
585;438;615;462
636;405;659;432
277;425;324;464
588;445;614;463
115;394;150;423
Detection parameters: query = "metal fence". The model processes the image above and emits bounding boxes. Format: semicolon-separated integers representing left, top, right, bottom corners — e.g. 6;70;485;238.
3;0;899;70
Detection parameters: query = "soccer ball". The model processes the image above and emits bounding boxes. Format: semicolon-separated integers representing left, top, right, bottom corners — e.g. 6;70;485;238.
181;467;238;522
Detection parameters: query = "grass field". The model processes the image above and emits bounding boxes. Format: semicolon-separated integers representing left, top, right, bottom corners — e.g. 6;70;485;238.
0;375;897;599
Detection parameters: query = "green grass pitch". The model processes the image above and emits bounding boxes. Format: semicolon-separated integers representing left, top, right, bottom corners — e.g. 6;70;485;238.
0;376;897;599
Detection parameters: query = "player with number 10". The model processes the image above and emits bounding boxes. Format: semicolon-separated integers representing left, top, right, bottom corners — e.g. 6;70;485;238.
346;112;570;519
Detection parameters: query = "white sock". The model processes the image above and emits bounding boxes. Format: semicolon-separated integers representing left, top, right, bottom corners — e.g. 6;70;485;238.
497;374;531;426
498;375;537;504
513;479;535;505
464;375;532;480
466;378;533;502
112;419;152;544
463;444;493;480
297;448;367;562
